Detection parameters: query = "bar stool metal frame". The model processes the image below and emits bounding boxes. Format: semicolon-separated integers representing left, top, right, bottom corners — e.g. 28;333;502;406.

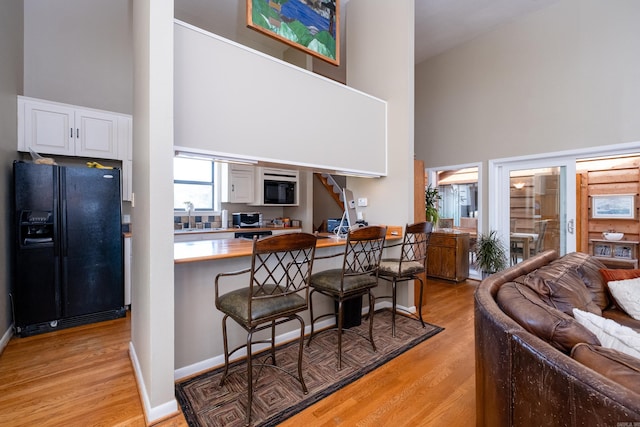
376;221;433;337
215;232;317;426
306;225;387;370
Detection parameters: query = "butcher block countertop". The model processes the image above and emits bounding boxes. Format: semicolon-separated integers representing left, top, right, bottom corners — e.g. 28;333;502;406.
174;228;402;264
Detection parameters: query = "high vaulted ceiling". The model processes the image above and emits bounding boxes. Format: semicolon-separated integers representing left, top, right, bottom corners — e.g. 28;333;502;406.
175;0;561;65
414;0;560;63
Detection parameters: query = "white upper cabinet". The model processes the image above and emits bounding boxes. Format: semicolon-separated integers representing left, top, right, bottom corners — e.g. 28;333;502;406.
220;163;254;204
17;96;134;201
18;96;130;161
74;108;118;158
19;98;75;156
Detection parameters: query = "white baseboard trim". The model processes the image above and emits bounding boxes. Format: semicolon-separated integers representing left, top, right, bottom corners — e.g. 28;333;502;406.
0;324;13;355
374;300;416;314
174;300;413;381
174;316;336;381
129;342;178;424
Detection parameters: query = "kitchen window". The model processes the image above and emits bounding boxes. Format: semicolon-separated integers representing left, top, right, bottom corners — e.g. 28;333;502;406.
173;157;215;210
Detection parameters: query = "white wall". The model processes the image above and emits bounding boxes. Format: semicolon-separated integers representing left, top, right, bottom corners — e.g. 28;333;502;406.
0;0;24;342
344;0;415;307
23;0;133;114
346;0;415;228
415;0;640;168
131;0;177;421
173;21;387;176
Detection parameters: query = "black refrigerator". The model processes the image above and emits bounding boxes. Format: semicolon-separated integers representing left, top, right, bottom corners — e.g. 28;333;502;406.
12;161;125;337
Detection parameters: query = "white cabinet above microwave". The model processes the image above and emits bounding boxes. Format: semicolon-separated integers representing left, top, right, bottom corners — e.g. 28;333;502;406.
219;163;254;204
251;167;299;206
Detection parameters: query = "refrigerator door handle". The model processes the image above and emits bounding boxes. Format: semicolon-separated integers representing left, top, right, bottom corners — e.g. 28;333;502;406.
59;172;68;258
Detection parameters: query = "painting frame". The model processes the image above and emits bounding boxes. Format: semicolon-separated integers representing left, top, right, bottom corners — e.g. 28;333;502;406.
591;194;636;219
247;0;340;66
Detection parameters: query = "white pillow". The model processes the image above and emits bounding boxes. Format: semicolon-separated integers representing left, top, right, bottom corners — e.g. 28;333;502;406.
607;277;640;321
572;308;640;359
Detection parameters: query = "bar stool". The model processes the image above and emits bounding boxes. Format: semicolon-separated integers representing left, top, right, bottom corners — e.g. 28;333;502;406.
306;225;387;370
215;232;317;425
377;221;432;337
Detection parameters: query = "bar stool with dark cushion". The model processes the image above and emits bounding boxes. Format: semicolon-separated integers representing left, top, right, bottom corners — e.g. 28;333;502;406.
306;225;387;370
215;232;317;426
377;221;433;337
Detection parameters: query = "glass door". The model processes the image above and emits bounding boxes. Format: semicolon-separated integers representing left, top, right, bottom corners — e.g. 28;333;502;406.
491;157;576;264
427;164;482;279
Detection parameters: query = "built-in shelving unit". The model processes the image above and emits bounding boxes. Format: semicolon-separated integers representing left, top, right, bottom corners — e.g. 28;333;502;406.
589;238;639;268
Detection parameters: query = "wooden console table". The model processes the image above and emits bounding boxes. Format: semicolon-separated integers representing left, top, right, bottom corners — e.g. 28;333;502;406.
590;239;639;269
427;230;470;282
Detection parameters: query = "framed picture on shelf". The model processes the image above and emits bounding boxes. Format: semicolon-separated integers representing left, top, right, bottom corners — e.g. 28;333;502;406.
594;243;611;257
591;194;635;219
246;0;340;65
614;245;633;259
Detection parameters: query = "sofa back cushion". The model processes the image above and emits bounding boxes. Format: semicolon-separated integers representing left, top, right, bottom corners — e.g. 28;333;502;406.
521;252;606;316
571;343;640;396
565;252;610;309
497;281;600;353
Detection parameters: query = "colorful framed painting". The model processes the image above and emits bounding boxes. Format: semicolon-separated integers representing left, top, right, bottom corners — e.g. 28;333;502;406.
591;194;636;219
247;0;339;66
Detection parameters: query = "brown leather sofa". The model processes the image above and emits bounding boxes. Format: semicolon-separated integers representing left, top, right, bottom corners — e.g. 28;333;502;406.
475;250;640;426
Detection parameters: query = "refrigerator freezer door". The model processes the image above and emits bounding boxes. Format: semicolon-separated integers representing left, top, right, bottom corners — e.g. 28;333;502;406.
61;167;123;318
13;162;61;327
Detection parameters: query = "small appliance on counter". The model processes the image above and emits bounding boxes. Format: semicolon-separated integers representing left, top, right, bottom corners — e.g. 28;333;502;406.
232;212;263;228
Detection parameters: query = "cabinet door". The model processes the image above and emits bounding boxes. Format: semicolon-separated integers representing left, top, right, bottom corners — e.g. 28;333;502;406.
21;98;75;156
75;109;119;159
229;169;254;203
19;97;125;161
124;237;131;306
441;246;457;279
174;231;234;242
122;159;133;202
427;233;459;281
220;163;254;203
427;245;445;278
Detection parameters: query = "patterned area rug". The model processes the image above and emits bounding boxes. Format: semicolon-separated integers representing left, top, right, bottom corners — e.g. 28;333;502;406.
175;310;444;427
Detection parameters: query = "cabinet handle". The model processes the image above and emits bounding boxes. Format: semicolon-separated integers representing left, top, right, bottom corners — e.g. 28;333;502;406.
76;128;79;139
231;184;235;192
70;128;73;138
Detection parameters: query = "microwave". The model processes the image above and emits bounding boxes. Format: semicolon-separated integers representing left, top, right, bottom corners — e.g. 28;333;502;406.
256;167;299;205
264;180;296;205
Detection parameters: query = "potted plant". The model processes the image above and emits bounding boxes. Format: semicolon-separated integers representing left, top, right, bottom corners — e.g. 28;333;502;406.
425;185;441;226
474;230;508;278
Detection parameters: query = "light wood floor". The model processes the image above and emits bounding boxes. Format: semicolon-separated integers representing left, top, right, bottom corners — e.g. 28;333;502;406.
0;278;478;426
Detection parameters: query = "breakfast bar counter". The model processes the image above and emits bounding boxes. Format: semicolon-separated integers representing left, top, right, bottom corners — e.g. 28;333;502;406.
173;230;402;379
174;234;354;263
